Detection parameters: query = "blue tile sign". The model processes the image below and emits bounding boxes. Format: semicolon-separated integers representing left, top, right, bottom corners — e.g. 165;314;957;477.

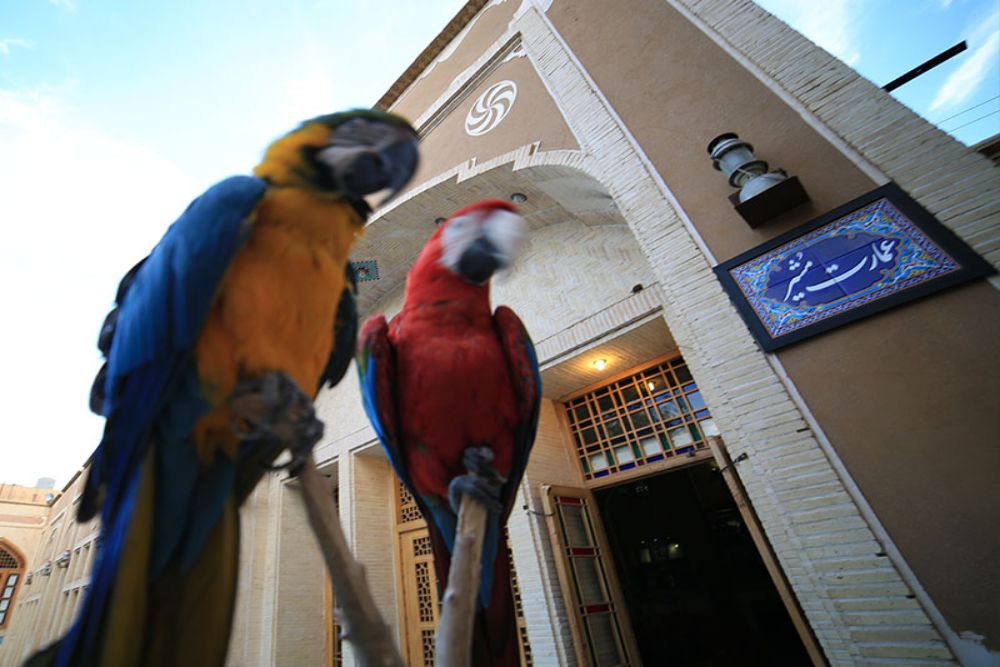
714;183;993;351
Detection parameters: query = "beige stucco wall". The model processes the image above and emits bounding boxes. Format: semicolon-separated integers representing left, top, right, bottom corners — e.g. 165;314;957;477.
392;0;521;124
548;0;878;260
409;55;579;193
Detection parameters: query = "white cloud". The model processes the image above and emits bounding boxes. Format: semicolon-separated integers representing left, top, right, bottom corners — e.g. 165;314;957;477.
0;37;33;57
754;0;863;66
930;14;1000;111
0;86;197;487
940;0;954;7
48;0;77;11
278;69;340;124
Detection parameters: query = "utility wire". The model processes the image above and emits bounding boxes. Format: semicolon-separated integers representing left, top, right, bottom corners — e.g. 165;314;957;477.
945;109;1000;133
936;95;1000;125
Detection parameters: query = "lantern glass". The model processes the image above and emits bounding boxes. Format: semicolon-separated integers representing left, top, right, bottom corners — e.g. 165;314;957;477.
708;133;768;187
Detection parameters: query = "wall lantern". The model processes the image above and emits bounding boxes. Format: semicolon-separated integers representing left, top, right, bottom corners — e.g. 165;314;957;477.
707;133;809;228
55;550;71;569
39;561;52;576
25;573;33;585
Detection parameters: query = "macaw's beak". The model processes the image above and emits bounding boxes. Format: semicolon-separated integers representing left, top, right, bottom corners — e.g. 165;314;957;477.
458;236;502;285
317;118;420;208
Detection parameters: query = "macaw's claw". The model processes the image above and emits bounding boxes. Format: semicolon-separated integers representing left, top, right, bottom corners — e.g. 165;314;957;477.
448;446;506;513
448;474;503;514
229;371;325;475
462;446;508;484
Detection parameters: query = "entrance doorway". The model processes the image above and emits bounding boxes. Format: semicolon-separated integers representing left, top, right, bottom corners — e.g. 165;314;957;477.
595;461;812;666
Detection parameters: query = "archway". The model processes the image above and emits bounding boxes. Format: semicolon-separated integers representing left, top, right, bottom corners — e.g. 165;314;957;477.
0;539;26;629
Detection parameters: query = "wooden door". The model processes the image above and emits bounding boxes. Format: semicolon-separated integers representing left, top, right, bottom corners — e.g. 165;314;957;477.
706;438;827;666
542;485;641;667
395;482;441;667
394;479;534;666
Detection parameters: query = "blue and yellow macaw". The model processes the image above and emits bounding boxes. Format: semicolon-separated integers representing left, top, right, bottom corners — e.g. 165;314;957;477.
357;200;541;667
28;109;418;667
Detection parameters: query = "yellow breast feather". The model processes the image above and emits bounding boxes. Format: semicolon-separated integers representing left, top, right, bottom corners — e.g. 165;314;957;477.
192;188;362;463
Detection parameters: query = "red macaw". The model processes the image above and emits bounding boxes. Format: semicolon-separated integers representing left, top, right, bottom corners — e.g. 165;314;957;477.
28;110;418;667
357;199;541;667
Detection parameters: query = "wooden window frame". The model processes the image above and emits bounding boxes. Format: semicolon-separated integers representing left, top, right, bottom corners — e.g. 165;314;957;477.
560;353;717;489
542;484;641;666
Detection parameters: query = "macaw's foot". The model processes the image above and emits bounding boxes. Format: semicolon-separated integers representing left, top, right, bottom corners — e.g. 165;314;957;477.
447;446;505;514
229;371;324;475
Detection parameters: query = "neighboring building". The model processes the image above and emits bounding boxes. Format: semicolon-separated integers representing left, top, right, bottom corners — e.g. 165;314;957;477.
0;483;58;649
2;1;998;666
0;472;96;663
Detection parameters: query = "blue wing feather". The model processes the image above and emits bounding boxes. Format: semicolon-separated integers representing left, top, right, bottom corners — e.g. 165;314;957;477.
57;176;266;667
357;315;412;488
494;305;542;517
478;306;541;607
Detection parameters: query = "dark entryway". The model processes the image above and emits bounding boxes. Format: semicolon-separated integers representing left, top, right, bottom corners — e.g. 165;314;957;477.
596;461;813;666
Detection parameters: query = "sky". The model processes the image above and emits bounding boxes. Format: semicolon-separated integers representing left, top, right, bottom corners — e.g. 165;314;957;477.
1;0;998;489
755;0;1000;144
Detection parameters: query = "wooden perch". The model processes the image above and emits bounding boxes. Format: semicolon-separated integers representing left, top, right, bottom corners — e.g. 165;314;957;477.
298;454;406;667
434;495;488;667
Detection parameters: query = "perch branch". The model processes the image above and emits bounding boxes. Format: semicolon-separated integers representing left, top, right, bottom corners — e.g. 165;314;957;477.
298;454;406;667
434;494;488;667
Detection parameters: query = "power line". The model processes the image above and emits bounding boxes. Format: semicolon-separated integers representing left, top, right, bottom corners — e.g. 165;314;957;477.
937;95;1000;125
946;109;1000;133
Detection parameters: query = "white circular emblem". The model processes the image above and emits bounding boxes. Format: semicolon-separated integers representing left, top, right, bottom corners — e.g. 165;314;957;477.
465;80;517;136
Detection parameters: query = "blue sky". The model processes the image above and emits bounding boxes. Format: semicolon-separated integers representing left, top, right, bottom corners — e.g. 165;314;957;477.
756;0;1000;144
1;0;997;488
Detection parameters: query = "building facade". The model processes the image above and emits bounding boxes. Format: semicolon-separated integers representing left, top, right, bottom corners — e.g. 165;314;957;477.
2;1;998;666
0;476;99;661
0;483;58;649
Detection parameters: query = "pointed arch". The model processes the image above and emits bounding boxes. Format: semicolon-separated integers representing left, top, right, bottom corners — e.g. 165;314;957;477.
0;539;26;569
0;538;27;628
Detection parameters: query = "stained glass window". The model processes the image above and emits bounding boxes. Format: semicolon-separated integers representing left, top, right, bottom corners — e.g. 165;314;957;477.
563;357;714;482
